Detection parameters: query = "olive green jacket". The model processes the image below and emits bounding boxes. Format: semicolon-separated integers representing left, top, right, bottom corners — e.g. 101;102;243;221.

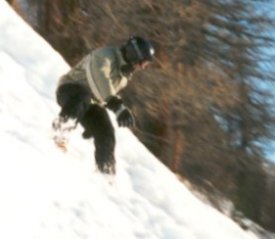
58;47;129;103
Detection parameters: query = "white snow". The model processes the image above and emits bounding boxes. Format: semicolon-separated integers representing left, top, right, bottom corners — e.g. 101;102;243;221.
0;1;260;238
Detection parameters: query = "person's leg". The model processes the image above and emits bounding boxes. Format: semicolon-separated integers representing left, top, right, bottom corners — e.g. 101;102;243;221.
80;104;116;174
53;83;92;151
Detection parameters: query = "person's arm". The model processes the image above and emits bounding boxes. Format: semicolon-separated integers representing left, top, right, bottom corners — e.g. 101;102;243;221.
89;54;115;102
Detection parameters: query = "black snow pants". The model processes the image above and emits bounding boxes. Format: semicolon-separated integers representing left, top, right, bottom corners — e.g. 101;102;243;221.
56;83;115;174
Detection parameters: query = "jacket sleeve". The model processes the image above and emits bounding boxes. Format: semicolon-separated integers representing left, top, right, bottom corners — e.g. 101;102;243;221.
89;53;116;102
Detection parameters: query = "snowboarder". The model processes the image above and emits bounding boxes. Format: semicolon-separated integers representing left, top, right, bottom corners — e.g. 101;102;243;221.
53;36;155;174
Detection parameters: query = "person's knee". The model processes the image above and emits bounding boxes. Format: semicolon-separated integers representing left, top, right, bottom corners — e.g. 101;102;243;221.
80;105;114;139
56;84;91;119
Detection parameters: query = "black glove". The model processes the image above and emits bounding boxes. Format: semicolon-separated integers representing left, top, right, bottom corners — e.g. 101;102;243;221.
106;96;135;127
116;106;135;127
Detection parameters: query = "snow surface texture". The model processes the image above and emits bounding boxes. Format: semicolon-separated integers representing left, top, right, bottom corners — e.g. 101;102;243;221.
0;1;260;238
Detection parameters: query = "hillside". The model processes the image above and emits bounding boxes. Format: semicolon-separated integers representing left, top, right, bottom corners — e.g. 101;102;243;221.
0;1;263;238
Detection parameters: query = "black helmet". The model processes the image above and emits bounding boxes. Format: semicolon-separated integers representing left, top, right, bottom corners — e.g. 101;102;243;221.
122;36;155;65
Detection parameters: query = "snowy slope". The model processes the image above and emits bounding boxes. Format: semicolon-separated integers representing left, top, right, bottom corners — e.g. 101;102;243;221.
0;1;260;239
